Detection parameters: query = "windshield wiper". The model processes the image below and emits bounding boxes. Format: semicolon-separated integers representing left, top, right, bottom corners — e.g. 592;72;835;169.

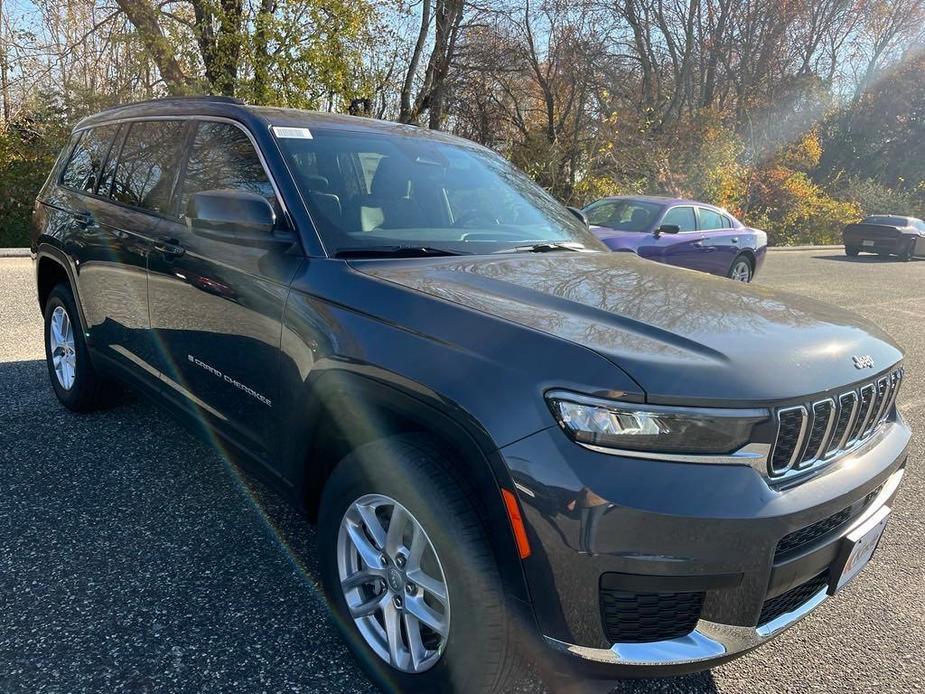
497;242;588;254
334;245;468;259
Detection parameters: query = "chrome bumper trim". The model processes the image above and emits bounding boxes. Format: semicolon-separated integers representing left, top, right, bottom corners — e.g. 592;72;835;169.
543;465;905;668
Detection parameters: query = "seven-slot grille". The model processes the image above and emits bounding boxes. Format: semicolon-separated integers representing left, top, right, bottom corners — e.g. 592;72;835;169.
768;368;903;478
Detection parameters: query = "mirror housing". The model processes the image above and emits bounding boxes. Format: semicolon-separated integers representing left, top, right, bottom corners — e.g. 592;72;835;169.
187;189;277;240
567;206;590;228
655;223;681;237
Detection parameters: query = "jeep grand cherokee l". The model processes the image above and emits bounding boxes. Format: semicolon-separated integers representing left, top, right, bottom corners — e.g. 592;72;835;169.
32;97;910;691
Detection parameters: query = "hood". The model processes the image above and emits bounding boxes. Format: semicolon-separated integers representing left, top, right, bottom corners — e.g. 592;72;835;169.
354;252;902;405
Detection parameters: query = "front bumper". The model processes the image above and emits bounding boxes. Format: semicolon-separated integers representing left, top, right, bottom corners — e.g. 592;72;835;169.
501;416;910;675
543;465;902;670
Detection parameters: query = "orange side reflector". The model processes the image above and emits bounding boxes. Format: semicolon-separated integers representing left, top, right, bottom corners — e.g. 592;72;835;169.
501;488;532;559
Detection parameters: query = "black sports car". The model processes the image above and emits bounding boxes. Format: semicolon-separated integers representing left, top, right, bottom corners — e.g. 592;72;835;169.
843;215;925;260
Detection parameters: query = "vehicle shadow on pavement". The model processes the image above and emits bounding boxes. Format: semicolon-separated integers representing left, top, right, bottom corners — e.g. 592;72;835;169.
813;254;920;263
0;356;720;694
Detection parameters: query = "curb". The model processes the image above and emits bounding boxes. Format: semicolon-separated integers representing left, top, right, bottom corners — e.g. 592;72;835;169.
0;248;30;258
768;245;843;252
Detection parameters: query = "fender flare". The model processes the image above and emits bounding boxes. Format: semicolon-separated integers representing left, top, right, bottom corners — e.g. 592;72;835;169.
35;242;89;329
285;367;533;605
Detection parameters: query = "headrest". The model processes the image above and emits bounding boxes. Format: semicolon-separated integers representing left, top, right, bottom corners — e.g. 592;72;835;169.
370;157;411;198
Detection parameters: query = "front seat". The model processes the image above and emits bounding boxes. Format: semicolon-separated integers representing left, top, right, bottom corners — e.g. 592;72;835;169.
360;157;426;230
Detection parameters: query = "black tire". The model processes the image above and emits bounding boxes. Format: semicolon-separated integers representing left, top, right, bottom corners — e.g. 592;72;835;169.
900;239;915;262
43;283;107;412
727;253;754;282
845;246;860;257
318;434;517;693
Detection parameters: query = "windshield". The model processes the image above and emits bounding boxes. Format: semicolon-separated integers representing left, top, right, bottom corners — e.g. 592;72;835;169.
582;199;663;231
274;127;605;256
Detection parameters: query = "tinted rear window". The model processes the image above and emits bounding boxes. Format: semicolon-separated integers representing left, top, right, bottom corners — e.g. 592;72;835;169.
60;124;120;193
698;207;730;230
111;121;187;214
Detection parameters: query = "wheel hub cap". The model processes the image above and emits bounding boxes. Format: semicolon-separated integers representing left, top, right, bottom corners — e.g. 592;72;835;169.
49;306;77;390
337;494;450;673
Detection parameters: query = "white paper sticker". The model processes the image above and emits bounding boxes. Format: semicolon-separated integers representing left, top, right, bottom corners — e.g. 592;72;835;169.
272;126;313;139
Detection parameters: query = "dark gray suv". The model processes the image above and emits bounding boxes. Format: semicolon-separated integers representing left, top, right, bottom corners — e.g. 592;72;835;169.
31;97;910;691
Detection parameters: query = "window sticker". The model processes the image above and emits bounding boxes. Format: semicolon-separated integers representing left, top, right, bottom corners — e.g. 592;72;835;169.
272;126;313;139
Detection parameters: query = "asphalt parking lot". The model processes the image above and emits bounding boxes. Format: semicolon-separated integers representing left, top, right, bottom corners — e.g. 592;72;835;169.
1;250;923;694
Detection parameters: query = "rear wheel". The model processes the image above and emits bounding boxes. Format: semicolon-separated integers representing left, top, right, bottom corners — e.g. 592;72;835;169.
845;245;860;257
900;239;915;261
727;254;753;282
318;435;517;693
43;283;108;412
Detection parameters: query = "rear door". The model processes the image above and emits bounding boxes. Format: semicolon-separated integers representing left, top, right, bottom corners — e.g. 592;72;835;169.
146;120;303;458
696;206;740;275
54;121;184;379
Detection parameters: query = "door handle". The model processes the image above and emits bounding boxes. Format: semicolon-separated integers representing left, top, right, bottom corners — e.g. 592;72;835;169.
154;239;186;258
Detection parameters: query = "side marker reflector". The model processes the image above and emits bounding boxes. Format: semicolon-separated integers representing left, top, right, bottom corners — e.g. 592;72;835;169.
501;488;532;559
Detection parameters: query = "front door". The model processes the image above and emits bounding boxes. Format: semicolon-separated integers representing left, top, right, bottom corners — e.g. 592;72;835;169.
146;120;303;458
641;205;712;270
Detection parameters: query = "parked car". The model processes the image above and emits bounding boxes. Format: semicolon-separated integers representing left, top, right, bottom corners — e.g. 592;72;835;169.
843;215;925;260
33;97;909;691
582;195;767;282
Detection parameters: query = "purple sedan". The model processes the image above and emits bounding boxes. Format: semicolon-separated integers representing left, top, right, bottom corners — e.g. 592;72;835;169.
582;196;768;282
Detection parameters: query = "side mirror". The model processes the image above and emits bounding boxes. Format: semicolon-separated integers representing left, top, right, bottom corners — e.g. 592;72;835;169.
655;224;681;237
187;189;283;245
567;206;590;228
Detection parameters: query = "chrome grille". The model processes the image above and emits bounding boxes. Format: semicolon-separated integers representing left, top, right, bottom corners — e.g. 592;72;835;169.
769;367;903;480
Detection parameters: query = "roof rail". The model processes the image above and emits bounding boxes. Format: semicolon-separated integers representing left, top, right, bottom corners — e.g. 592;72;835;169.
91;94;246;115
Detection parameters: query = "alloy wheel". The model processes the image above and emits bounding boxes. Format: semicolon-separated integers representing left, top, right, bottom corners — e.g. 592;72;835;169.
49;305;77;390
731;259;752;282
337;494;450;673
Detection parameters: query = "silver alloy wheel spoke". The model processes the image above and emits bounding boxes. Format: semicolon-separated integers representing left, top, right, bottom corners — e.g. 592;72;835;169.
49;306;76;390
404;594;448;637
337;493;450;674
345;521;383;569
406;568;448;605
403;612;427;670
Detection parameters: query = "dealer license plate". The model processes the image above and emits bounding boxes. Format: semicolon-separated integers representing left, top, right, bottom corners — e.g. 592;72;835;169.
830;505;889;593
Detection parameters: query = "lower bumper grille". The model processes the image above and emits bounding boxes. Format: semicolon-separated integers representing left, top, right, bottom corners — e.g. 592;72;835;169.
758;572;829;626
775;507;851;558
600;588;704;644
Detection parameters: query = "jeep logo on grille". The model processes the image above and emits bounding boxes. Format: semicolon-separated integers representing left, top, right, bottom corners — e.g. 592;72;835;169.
852;355;875;370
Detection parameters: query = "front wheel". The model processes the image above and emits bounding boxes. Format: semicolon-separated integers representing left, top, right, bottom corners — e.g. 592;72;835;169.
318;435;517;693
727;254;754;282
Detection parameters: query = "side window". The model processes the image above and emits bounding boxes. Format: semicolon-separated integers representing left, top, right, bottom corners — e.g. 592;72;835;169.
584;201;618;227
698;207;728;230
661;206;697;232
179;122;275;214
97;124;126;198
112;120;186;214
60;125;119;193
60;132;91;190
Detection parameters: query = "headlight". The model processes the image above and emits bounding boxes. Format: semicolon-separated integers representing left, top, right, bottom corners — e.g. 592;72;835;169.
546;390;769;458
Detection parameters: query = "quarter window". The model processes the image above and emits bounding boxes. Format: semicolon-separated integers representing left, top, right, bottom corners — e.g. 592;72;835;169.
60;125;120;193
178;122;275;214
698;207;729;230
661;206;697;232
111;120;186;214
